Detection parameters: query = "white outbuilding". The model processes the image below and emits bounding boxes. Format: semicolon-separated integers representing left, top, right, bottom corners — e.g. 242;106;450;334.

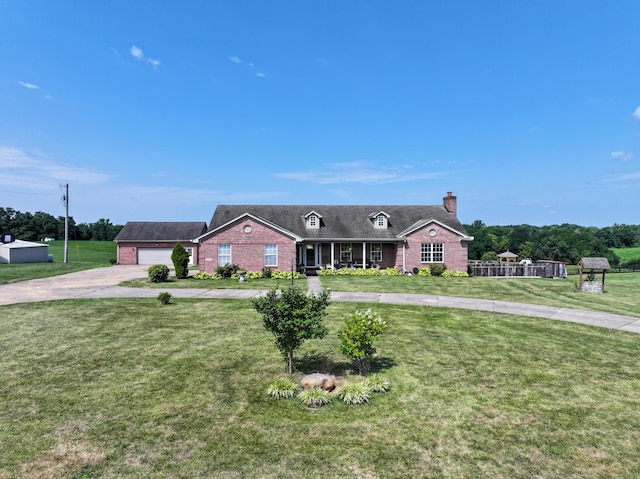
0;239;50;264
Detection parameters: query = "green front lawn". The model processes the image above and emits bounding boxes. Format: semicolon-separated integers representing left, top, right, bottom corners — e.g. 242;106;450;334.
0;241;116;284
319;273;640;318
1;298;640;478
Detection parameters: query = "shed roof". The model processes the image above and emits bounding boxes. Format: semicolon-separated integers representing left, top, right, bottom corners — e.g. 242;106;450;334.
0;239;48;249
205;204;471;241
578;257;611;270
114;222;208;242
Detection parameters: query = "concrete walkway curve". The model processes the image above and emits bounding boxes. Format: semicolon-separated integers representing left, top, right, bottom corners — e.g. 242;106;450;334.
1;266;639;334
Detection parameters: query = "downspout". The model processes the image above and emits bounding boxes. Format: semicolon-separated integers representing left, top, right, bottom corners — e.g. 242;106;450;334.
402;240;406;273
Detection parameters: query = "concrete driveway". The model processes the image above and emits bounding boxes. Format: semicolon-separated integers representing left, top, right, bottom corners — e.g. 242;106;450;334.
1;266;640;334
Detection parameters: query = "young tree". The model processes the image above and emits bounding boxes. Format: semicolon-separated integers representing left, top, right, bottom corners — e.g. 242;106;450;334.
252;287;331;374
338;309;388;376
171;242;190;279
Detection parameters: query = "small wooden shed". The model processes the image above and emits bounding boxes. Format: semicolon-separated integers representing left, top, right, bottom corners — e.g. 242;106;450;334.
578;257;611;293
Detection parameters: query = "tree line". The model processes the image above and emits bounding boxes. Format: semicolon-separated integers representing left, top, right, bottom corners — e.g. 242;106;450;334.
465;221;640;268
0;207;123;242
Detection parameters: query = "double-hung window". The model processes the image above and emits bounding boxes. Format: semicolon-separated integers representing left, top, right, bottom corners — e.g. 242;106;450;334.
218;244;231;265
421;243;443;263
370;243;382;263
340;243;353;263
264;244;278;267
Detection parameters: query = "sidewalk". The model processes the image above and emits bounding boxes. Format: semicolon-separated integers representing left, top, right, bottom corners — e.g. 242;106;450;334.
2;267;639;334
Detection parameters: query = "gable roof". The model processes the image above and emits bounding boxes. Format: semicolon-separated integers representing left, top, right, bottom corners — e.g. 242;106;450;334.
205;205;471;241
114;222;208;242
579;257;611;270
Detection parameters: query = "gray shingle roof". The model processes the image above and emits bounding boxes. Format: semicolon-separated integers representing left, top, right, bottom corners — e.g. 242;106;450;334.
115;222;207;242
207;205;470;240
579;257;611;270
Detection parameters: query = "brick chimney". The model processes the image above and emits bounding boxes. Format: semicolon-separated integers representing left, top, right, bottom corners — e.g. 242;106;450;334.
443;191;457;216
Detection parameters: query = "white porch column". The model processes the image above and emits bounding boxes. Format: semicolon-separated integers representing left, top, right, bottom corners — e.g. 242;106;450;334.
331;242;335;269
362;242;367;269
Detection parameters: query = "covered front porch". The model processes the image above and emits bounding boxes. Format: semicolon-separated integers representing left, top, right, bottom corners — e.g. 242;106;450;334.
297;241;402;271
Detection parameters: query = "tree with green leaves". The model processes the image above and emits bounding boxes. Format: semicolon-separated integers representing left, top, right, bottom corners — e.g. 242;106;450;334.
252;287;331;374
171;242;190;279
338;308;388;376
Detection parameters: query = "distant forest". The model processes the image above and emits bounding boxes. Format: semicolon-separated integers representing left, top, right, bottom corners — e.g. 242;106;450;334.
465;221;640;268
2;207;640;267
1;207;123;242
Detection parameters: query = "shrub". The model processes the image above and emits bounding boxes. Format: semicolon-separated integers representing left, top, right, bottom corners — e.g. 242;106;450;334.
297;388;332;408
270;270;304;280
157;292;172;305
192;272;223;280
148;264;170;283
266;378;298;399
442;270;469;277
429;264;446;276
338;308;388;376
216;263;239;278
364;373;391;393
171;242;190;279
417;267;431;276
109;257;117;265
262;267;273;278
337;382;371;405
384;267;401;276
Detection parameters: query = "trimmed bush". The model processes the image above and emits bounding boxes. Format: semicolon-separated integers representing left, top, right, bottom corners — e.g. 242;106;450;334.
429;264;446;276
157;292;172;305
417;267;431;276
442;269;469;277
262;267;273;278
148;264;170;283
338;308;388;376
171;242;190;279
216;263;239;278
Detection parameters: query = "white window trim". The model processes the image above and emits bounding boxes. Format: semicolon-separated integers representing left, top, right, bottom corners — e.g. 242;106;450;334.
370;243;382;262
420;243;444;263
218;244;231;265
265;244;278;267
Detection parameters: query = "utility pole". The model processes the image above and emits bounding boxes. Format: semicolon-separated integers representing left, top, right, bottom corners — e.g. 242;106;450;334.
61;184;69;263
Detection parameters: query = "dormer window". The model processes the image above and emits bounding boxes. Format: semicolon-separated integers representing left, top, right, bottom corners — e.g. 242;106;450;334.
370;211;389;229
305;211;322;229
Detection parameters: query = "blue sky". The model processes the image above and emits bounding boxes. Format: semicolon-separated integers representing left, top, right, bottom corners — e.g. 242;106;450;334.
2;1;640;227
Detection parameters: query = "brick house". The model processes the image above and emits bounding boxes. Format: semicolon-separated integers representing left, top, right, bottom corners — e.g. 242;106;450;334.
195;193;473;274
115;222;207;265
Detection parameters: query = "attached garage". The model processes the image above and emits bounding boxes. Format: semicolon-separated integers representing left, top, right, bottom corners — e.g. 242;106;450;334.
137;248;174;265
114;222;207;266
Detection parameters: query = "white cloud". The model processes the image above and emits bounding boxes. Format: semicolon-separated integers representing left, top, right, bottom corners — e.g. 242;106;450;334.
634;106;640;119
603;171;640;182
130;45;160;69
275;161;448;185
130;45;144;60
18;81;39;89
610;151;633;162
0;146;111;189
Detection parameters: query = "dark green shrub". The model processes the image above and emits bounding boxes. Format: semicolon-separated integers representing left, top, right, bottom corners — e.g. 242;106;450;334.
148;264;170;283
216;263;238;278
109;257;117;265
429;263;446;276
157;292;172;305
171;242;190;279
262;267;272;278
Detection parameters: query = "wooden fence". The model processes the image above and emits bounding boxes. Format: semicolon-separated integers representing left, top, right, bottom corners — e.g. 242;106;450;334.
470;261;567;278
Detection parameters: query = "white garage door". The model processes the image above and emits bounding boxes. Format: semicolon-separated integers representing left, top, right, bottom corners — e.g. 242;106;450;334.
137;248;173;265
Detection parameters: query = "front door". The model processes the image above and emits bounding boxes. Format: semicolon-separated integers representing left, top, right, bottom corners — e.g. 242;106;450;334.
305;244;320;268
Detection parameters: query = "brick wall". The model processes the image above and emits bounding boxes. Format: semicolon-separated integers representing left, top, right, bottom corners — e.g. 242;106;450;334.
402;224;469;272
199;219;297;273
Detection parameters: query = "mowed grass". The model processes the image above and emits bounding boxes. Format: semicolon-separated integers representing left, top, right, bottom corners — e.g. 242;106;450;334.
0;241;116;284
121;275;307;290
319;273;640;318
1;298;640;478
